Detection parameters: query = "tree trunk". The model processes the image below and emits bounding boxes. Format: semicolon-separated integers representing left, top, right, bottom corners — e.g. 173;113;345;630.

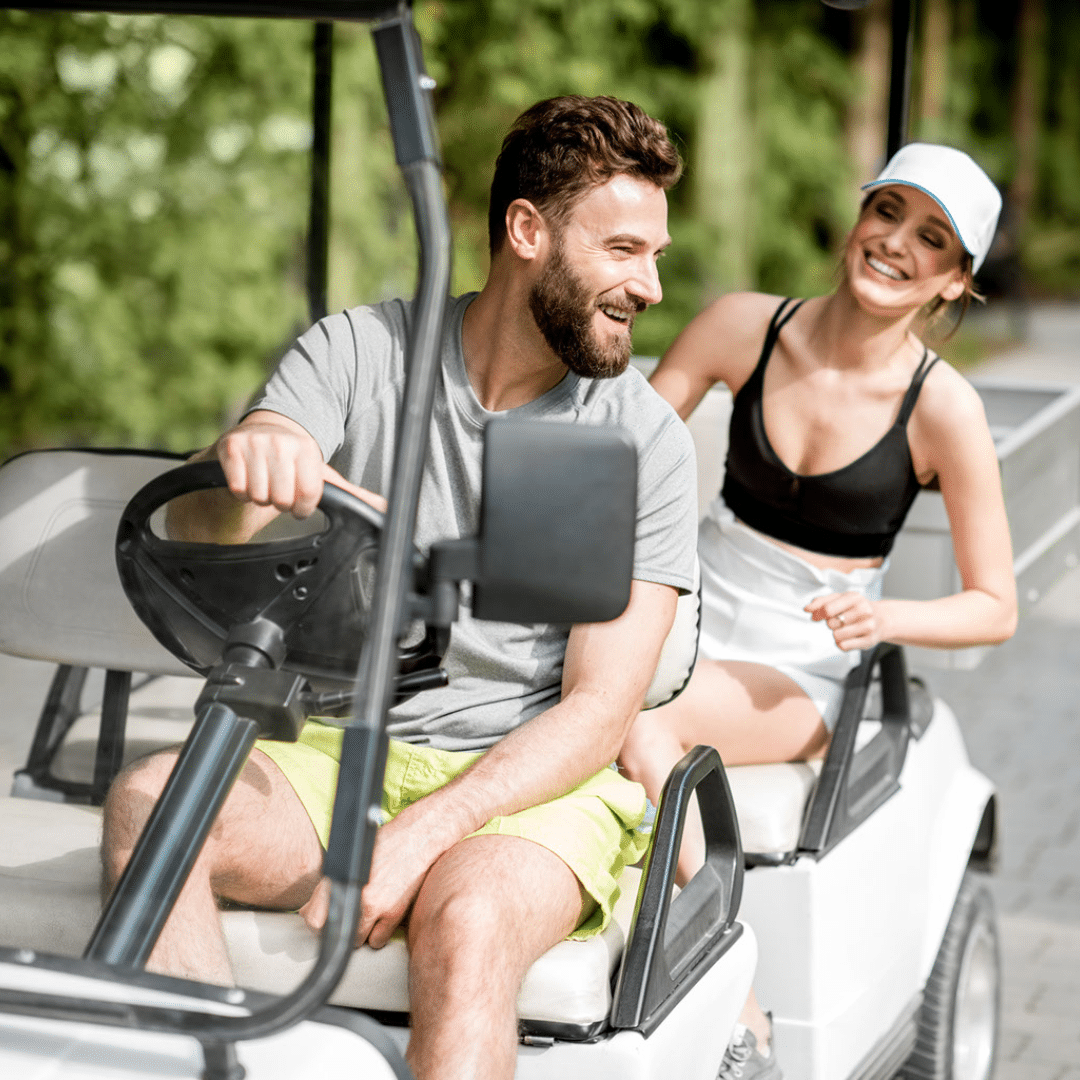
917;0;950;141
695;0;753;300
846;0;892;188
1011;0;1046;244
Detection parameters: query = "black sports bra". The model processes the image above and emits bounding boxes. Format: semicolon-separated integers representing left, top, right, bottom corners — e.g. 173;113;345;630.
720;298;939;558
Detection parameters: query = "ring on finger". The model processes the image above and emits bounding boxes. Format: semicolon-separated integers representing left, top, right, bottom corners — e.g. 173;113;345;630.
836;613;845;626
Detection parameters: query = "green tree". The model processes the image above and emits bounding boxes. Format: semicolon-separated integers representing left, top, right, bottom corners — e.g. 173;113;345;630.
0;10;314;456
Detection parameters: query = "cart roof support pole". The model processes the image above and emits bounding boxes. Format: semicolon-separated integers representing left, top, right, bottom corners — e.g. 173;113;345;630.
307;20;333;323
886;0;915;159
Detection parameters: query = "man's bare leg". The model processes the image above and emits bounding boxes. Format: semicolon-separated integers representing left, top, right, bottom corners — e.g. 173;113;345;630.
100;747;324;984
406;833;588;1080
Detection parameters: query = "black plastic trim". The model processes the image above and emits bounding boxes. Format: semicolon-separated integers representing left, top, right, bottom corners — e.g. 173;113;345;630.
611;745;744;1033
968;795;998;874
798;644;912;858
306;21;334;323
744;851;797;869
12;666;160;806
372;6;440;168
518;1016;609;1042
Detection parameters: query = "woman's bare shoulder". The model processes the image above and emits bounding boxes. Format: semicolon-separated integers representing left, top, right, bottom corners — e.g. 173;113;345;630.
909;352;995;477
915;354;987;428
662;291;788;381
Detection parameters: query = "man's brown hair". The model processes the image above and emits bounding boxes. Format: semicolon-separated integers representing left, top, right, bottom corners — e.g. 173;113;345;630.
488;95;682;255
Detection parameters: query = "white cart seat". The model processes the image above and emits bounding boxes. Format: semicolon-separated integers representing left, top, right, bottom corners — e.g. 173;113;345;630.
726;761;822;857
0;449;192;676
0;796;638;1030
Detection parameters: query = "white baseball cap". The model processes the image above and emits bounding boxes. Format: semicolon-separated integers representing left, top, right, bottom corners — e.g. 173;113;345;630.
861;143;1002;273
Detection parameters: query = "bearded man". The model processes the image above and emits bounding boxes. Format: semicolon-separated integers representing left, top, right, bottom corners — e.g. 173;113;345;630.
101;95;698;1080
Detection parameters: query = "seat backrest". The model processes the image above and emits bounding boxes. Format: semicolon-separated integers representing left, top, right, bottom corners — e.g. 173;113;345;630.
641;559;700;711
0;449;193;676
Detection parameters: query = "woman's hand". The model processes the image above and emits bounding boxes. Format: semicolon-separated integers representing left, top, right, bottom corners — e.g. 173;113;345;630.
805;592;884;651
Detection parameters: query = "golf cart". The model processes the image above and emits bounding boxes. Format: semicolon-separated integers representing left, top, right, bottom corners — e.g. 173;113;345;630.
0;2;1000;1079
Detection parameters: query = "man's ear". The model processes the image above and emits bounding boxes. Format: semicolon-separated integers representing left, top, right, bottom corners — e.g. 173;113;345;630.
504;199;549;262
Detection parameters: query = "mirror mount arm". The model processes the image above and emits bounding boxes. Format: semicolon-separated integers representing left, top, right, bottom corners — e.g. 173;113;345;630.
414;538;480;628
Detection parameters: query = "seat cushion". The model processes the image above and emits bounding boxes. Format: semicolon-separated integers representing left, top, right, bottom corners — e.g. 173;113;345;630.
642;560;700;710
0;754;828;1027
725;720;882;856
725;760;822;857
0;796;639;1029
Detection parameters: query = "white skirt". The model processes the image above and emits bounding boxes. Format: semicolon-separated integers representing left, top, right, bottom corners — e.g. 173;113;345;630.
697;498;888;730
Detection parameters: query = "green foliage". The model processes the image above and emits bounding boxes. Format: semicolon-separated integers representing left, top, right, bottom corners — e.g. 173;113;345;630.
325;23;417;311
1030;0;1080;293
746;3;855;299
0;10;313;456
2;2;1078;458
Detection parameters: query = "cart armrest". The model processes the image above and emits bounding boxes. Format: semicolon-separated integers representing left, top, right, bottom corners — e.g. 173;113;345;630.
798;643;912;858
611;745;744;1034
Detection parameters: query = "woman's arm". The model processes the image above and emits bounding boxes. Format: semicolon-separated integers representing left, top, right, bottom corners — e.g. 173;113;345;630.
808;366;1018;651
887;367;1017;646
648;292;782;418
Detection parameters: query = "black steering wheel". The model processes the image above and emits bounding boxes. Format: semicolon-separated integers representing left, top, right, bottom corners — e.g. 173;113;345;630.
116;459;441;694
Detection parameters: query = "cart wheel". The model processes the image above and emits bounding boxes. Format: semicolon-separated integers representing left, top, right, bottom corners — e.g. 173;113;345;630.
902;871;1000;1080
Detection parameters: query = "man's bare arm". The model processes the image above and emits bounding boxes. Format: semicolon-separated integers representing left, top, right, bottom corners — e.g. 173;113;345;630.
298;578;679;947
165;411;386;543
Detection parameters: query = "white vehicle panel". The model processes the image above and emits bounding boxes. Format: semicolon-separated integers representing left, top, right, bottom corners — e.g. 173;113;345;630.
740;701;993;1080
0;960;402;1080
517;925;755;1080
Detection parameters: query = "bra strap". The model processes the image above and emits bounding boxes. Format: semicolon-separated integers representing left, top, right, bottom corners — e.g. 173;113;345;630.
756;297;806;369
897;348;939;426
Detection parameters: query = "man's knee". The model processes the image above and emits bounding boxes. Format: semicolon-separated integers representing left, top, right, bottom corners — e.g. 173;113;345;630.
410;876;518;980
409;841;581;987
101;750;179;881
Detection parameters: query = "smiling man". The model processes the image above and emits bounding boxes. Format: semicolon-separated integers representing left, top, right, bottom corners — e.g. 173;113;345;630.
101;95;698;1080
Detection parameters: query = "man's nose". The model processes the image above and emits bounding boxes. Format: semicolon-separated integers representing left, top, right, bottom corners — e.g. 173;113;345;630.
632;256;663;307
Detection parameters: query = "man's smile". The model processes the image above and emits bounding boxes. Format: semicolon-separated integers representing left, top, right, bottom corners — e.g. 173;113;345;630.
600;304;634;325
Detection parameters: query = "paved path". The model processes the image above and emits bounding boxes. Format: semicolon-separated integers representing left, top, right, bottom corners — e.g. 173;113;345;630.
919;300;1080;1080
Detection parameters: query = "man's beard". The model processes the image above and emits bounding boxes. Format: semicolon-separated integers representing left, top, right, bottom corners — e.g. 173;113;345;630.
527;242;639;380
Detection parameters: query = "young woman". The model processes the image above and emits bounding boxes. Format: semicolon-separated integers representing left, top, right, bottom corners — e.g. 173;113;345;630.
618;144;1018;1080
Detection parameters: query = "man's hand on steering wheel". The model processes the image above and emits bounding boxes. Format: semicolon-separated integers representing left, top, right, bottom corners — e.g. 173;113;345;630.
214;411;387;519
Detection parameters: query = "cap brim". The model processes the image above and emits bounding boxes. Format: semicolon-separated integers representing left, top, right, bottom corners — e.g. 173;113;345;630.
860;178;974;259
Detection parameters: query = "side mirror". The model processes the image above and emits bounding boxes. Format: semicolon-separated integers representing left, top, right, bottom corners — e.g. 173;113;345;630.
428;418;637;625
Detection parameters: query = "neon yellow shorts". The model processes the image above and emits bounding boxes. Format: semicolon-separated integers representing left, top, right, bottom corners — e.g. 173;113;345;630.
256;721;650;940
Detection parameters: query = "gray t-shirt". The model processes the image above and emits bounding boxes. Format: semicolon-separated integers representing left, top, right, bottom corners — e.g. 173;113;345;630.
250;293;697;750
